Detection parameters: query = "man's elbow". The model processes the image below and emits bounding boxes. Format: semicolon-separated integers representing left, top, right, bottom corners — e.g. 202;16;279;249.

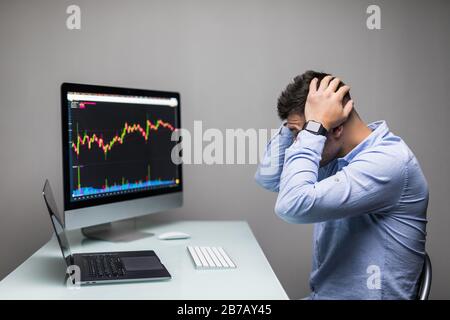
274;196;310;224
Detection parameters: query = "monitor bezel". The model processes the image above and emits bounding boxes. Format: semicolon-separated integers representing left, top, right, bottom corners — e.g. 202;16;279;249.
61;82;182;211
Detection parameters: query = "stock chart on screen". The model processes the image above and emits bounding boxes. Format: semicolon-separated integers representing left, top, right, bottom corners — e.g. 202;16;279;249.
66;91;180;203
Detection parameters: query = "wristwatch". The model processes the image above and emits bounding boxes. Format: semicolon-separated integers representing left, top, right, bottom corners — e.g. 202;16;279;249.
302;120;328;136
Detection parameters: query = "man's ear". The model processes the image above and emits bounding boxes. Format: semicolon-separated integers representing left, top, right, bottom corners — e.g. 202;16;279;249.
331;125;344;139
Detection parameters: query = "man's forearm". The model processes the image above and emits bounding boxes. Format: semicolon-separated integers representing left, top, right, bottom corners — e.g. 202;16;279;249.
255;124;294;192
275;130;326;223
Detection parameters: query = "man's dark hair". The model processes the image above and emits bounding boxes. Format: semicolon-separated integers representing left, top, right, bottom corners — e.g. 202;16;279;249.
277;70;351;120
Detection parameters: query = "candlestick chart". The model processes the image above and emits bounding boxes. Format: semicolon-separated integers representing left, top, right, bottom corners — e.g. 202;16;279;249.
68;98;180;201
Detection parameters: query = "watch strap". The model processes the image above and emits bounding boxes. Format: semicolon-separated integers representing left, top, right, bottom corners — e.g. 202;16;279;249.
302;120;328;136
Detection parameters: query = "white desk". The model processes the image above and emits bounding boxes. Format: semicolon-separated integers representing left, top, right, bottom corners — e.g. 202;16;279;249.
0;220;288;299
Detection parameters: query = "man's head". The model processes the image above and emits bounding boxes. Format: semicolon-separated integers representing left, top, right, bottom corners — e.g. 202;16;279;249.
277;70;354;166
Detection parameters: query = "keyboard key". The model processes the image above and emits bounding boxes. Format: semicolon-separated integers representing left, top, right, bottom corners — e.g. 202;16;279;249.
200;247;215;267
217;247;236;268
206;247;222;267
212;247;228;267
187;246;202;268
194;246;208;267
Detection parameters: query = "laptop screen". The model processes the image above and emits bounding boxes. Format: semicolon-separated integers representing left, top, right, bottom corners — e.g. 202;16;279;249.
43;180;72;266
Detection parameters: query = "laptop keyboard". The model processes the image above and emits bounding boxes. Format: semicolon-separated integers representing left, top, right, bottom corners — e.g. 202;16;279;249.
83;254;126;278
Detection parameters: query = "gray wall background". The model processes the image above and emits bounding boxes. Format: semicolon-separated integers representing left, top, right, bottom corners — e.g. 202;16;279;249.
0;0;449;299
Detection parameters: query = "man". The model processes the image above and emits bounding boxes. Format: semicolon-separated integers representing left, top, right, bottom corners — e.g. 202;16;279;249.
255;71;429;299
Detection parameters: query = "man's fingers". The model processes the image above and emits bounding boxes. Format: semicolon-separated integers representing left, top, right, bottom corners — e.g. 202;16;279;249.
336;85;351;100
287;124;302;131
309;77;318;94
343;100;354;118
318;75;333;91
327;77;341;93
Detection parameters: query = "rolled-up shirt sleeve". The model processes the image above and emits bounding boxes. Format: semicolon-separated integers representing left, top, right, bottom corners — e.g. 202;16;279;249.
275;130;406;224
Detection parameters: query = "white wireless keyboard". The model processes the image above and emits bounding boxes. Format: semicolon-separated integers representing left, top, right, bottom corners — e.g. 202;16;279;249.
187;246;236;269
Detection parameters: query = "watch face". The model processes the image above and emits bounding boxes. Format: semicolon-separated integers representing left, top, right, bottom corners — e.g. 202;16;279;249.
306;121;321;132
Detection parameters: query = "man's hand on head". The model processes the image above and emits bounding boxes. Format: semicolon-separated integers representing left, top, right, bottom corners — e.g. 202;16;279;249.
305;76;354;131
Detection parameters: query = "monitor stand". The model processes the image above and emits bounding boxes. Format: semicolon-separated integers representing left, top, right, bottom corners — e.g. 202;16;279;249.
81;218;154;242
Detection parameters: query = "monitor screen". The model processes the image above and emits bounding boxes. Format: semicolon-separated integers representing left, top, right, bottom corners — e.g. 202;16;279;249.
61;83;182;211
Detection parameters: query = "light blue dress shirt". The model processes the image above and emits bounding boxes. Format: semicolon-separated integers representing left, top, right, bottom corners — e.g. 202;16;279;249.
255;121;429;299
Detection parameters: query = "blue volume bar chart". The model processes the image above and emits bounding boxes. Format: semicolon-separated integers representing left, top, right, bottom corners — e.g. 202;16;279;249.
73;165;179;198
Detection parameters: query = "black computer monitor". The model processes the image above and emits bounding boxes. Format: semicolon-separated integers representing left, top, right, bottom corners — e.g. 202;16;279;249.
61;83;182;231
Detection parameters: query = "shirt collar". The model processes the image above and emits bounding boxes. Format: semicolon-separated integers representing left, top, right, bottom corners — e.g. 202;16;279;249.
338;120;390;164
